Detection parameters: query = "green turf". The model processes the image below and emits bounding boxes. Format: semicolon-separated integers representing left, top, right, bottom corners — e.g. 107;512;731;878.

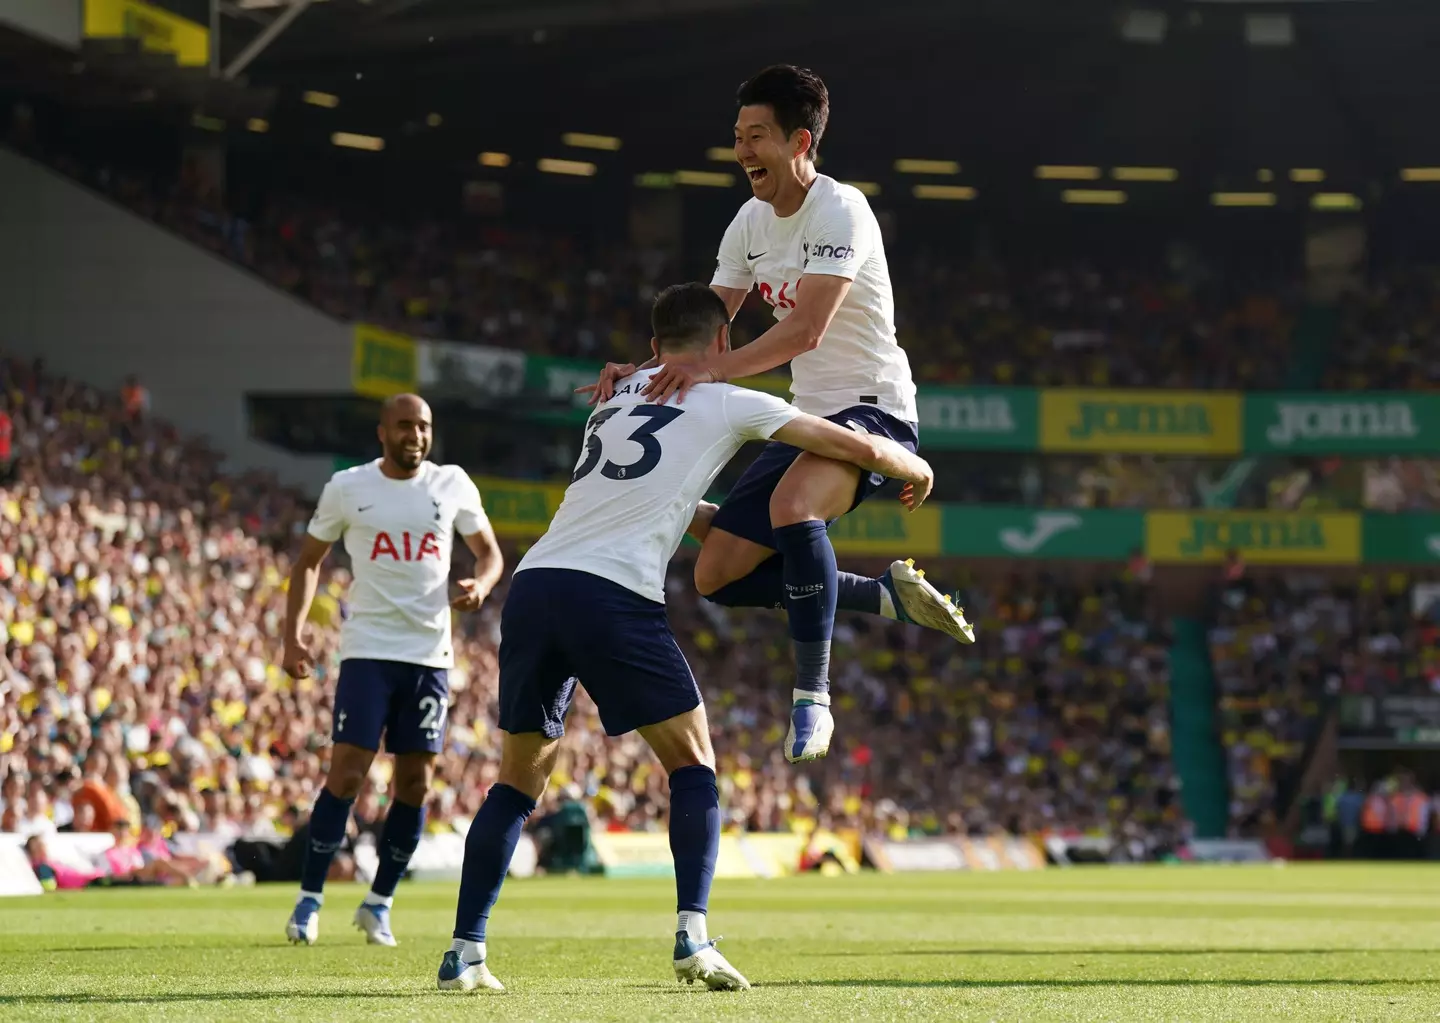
2;864;1438;1021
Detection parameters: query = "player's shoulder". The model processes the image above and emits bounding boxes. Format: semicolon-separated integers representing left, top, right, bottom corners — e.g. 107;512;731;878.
729;195;769;225
325;459;379;489
427;462;477;491
813;175;876;215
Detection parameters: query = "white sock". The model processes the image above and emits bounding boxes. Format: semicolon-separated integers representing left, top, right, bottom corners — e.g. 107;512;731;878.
298;889;324;907
792;688;831;707
677;910;708;944
362;893;394;909
450;938;486;963
878;582;897;619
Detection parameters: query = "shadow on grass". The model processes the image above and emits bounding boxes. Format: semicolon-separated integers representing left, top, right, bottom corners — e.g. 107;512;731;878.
814;947;1440;958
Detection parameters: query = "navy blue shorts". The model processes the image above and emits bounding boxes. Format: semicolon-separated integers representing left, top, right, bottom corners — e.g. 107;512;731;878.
332;658;450;756
710;404;920;550
498;568;701;738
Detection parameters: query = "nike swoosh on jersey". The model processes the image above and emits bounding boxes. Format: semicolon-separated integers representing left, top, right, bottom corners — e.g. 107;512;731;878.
747;251;767;260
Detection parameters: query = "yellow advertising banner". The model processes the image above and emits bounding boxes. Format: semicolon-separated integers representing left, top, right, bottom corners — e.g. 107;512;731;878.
1040;388;1242;454
84;0;210;67
472;477;566;540
828;503;941;557
1145;511;1362;564
352;324;417;399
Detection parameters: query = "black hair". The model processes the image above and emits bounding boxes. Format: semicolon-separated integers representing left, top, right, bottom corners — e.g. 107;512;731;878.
651;283;729;351
736;64;829;159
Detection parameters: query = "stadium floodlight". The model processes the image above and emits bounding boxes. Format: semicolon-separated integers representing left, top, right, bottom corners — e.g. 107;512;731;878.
1401;168;1440;182
1062;189;1127;205
843;181;881;196
1037;166;1102;180
895;159;960;175
426;113;443;128
478;152;511;168
913;185;976;200
303;90;339;108
1212;192;1278;207
562;133;622;151
675;170;735;187
1311;193;1362;211
1257;168;1275;183
706;147;735;163
538;158;597;177
1111;167;1178;182
635;173;676;189
1290;168;1325;183
1120;9;1168;44
332;132;384;152
247;118;269;133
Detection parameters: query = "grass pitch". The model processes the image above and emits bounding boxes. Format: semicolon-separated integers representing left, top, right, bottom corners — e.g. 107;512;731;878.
1;864;1437;1022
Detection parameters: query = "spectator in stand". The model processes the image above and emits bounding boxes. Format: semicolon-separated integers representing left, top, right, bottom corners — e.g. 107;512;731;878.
1;355;1188;856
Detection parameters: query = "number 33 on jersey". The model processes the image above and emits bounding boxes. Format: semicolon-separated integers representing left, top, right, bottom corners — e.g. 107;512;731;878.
518;368;801;603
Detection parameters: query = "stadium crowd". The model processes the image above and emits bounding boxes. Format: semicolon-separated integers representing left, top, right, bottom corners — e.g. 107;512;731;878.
0;356;1186;873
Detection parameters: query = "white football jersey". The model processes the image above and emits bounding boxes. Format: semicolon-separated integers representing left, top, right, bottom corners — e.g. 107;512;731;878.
308;459;489;668
518;369;801;602
712;174;918;423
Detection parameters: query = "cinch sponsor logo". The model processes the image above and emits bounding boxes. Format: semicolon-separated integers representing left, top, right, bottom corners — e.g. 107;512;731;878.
919;394;1016;434
369;530;443;561
1068;401;1212;440
809;242;854;261
1265;401;1419;446
1177;516;1327;557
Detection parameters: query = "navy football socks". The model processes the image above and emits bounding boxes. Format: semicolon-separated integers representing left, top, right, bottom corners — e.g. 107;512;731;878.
705;555;785;609
452;784;537;943
298;787;354;898
773;520;838;696
707;552;882;617
669;766;720;916
368;799;425;900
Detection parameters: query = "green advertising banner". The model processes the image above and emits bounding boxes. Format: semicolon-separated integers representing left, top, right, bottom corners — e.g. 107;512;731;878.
939;507;1144;559
396;334;1440;455
1362;514;1440;563
1243;394;1440;454
916;387;1039;450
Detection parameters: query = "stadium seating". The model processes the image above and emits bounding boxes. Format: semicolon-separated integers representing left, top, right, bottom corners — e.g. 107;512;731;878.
1;356;1185;854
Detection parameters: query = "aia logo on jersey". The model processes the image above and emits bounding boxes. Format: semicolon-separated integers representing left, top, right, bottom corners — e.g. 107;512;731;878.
370;531;442;561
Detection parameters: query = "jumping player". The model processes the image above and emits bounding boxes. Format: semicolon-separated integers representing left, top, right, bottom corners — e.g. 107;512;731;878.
437;283;933;993
582;66;974;764
282;393;503;947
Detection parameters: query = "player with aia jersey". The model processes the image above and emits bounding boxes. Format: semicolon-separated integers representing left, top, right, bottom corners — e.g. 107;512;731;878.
437;284;934;994
582;66;974;766
282;394;503;947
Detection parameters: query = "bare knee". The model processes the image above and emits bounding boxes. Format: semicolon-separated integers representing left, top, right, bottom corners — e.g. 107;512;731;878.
324;744;374;801
497;733;561;802
392;755;435;807
639;708;716;775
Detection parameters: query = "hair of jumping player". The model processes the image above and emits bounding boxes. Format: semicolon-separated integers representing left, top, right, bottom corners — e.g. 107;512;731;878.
736;64;829;160
651;283;730;352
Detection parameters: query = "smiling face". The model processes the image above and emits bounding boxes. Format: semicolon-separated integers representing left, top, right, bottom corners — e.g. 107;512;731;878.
378;394;433;475
734;103;808;204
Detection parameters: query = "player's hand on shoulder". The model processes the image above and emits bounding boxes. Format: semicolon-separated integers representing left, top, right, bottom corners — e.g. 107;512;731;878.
641;360;721;406
282;639;314;680
450;577;491;612
899;463;935;512
575;362;638;406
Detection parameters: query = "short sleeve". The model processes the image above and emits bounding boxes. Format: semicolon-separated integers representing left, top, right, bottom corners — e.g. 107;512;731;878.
307;477;347;543
711;210;754;291
723;386;802;443
452;471;490;536
803;194;874;280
